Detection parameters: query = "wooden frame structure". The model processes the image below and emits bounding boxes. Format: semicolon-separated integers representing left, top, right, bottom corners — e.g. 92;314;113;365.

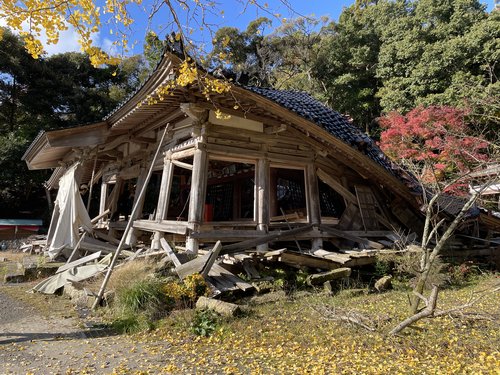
23;49;428;254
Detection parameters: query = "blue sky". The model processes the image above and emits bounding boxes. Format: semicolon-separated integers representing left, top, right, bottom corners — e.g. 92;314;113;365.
122;0;497;55
3;0;495;56
121;0;357;54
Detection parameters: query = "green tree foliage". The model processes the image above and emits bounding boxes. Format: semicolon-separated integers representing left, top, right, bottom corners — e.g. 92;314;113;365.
267;16;329;94
210;17;274;86
210;16;328;94
310;0;498;134
0;27;145;218
377;0;499;115
313;0;403;132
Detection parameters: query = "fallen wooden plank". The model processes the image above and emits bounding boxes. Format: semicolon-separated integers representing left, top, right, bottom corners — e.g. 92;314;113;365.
201;241;222;278
160;238;182;267
222;225;313;254
92;230;121;245
264;248;287;258
306;268;351;286
319;225;384;249
273;250;341;270
323;253;352;264
91;209;110;224
196;296;241;317
57;251;102;274
209;263;254;291
175;242;223;280
80;240;115;253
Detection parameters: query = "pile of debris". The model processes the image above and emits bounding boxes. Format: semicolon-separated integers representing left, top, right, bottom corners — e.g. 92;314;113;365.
6;227;405;303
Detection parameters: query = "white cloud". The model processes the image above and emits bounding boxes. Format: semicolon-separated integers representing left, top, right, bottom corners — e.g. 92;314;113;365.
42;26;81;55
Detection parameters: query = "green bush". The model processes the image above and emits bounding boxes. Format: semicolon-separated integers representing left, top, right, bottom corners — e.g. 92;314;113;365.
115;278;171;320
191;309;220;337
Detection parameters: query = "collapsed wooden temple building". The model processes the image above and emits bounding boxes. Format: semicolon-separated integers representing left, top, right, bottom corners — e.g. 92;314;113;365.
22;47;500;262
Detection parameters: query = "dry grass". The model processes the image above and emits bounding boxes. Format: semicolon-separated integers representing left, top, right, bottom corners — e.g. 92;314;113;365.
85;258;158;295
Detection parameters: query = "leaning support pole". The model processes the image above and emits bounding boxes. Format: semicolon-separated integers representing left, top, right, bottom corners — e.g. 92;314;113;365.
92;125;169;309
86;150;98;211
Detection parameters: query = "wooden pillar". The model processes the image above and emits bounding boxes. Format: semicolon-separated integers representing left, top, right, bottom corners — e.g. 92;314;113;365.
107;177;122;237
269;167;278;218
125;166;148;246
306;163;322;250
186;143;208;254
98;181;108;227
180;103;209;254
256;157;270;251
152;153;174;250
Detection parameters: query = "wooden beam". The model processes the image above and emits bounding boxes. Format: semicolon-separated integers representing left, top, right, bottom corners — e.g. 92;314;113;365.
189;230;266;240
257;157;270;251
317;168;357;204
201;241;222;278
160;238;182;267
171;159;193;170
152;157;174;250
222;224;313;254
133;219;189;235
187;141;209;253
57;251;102;274
319;225;384;249
307;164;321;226
91;209;110;224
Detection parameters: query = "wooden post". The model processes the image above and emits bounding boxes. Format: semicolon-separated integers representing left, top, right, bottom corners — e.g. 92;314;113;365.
152;153;174;250
270;167;278;218
92;125;169;310
179;104;209;254
86;151;98;211
107;178;122;238
306;163;322;250
257;157;270;251
186;143;208;254
98;180;108;227
125;166;148;246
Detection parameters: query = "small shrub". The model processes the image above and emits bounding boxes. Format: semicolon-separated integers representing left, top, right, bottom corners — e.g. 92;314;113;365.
446;261;478;286
374;257;392;277
163;273;209;309
191;309;219;337
115;278;170;320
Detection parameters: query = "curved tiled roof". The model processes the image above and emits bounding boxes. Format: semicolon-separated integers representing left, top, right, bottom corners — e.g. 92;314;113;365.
245;86;410;182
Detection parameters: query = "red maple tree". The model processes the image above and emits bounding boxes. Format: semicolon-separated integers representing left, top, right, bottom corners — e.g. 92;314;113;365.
379;106;489;192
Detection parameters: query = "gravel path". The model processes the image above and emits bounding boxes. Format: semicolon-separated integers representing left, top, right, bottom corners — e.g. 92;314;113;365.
0;287;166;374
0;290;34;325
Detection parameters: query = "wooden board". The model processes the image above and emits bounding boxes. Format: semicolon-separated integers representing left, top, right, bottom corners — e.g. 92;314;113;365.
319;225;384;249
57;251;102;274
354;185;380;231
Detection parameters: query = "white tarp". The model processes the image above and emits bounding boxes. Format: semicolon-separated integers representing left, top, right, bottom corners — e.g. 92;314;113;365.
32;264;107;294
46;164;93;259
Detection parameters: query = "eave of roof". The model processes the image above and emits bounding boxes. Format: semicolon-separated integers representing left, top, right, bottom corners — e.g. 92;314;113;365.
22;121;108;170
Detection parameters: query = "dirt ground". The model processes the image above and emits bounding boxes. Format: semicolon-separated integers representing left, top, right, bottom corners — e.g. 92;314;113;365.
0;282;178;374
1;251;498;375
0;249;173;375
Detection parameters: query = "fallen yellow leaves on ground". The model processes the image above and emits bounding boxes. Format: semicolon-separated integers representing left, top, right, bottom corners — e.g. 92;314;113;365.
0;274;498;374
